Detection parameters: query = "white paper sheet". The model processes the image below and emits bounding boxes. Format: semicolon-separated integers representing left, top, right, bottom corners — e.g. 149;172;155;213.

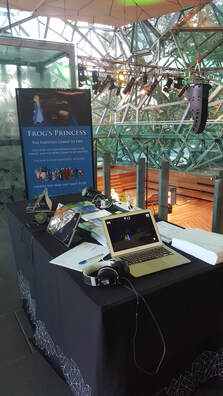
50;242;109;271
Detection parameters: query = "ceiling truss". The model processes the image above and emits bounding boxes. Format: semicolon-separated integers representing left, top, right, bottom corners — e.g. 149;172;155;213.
0;1;223;171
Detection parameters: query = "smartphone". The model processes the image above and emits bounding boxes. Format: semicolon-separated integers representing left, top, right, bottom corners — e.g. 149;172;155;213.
53;212;81;247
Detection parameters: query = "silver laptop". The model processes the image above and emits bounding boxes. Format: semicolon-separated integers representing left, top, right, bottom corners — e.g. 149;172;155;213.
102;209;190;278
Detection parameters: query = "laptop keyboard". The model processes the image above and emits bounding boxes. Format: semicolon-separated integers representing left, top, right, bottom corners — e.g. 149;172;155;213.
121;246;173;265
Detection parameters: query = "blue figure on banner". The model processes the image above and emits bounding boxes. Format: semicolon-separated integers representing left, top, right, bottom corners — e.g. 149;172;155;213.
32;95;44;124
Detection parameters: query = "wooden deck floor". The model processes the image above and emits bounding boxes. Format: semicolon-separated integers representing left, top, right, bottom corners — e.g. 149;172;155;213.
97;167;214;232
125;190;213;231
168;196;213;231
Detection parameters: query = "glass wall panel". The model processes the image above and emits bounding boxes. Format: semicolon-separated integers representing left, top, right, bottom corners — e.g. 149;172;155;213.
0;41;72;203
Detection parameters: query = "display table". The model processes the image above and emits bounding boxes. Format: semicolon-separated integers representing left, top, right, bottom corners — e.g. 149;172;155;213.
6;194;223;396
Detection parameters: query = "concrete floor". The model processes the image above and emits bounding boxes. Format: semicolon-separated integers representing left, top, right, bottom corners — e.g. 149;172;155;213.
1;206;223;396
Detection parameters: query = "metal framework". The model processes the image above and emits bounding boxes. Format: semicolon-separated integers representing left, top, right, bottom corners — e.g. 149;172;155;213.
0;1;223;172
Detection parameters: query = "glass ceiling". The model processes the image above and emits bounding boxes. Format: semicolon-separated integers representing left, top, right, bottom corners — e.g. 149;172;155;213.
0;43;64;66
0;1;223;172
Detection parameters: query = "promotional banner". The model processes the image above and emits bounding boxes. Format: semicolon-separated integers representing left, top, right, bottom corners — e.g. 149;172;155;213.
16;88;94;199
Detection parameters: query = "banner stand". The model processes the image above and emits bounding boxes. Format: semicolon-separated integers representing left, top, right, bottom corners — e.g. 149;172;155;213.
16;88;94;200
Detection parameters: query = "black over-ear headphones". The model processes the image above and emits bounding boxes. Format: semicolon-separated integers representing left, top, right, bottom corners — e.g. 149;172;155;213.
83;260;130;287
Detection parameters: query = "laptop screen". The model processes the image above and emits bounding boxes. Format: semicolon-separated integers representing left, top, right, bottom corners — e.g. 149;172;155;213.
104;211;159;253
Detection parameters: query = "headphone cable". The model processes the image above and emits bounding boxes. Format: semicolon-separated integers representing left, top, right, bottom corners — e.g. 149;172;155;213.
121;276;166;376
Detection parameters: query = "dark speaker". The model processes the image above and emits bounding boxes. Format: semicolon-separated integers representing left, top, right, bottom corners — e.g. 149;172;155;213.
189;83;211;134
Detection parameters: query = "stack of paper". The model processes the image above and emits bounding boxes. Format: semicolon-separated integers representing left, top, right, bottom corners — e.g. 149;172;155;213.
171;228;223;265
157;221;183;243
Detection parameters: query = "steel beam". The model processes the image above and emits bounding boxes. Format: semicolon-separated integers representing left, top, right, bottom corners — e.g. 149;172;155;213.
158;161;169;220
67;44;76;88
212;170;223;234
0;15;35;32
93;146;98;190
172;27;223;32
171;30;188;68
143;20;161;39
172;0;211;29
137;158;145;209
103;152;111;197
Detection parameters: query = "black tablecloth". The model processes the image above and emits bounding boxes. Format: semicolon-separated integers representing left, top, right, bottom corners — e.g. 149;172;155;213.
6;194;223;396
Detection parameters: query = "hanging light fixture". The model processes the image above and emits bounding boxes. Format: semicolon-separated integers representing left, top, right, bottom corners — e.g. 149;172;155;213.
118;71;125;84
141;78;159;97
116;83;122;96
142;72;147;85
92;71;100;94
98;75;111;94
163;76;173;93
123;77;135;95
109;78;116;90
178;86;187;97
78;64;86;87
140;72;148;95
116;71;125;96
177;76;190;98
173;77;183;90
